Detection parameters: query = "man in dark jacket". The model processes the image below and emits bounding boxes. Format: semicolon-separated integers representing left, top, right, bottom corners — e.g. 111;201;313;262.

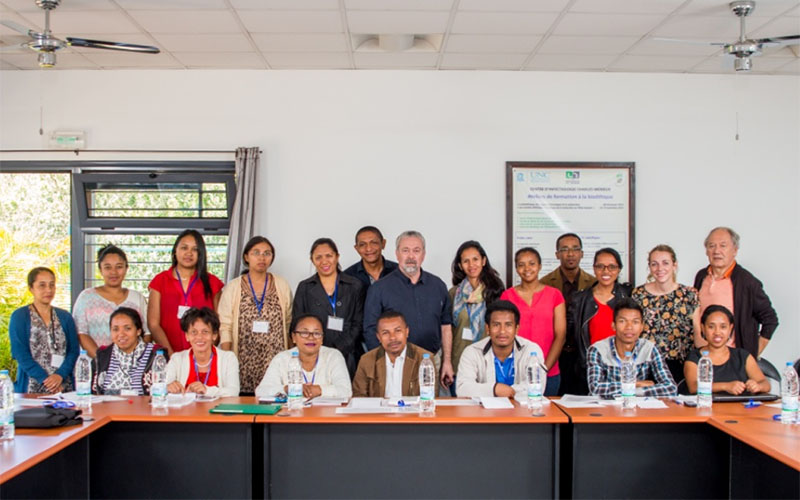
694;227;778;358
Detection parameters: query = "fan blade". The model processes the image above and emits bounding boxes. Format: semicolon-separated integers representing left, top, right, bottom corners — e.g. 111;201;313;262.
66;37;159;53
0;19;35;37
0;42;28;52
651;37;727;46
753;34;800;46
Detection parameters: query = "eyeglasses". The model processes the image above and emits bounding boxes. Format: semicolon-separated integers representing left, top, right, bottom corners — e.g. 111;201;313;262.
294;330;323;339
593;264;620;272
558;246;582;254
250;250;273;258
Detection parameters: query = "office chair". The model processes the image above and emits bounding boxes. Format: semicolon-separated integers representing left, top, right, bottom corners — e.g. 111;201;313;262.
758;357;781;394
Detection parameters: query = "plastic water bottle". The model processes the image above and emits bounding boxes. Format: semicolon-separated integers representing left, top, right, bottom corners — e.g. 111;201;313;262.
621;351;636;409
151;350;168;409
287;351;304;412
75;349;92;411
780;361;798;425
527;352;543;413
418;353;436;415
697;350;713;408
0;370;14;441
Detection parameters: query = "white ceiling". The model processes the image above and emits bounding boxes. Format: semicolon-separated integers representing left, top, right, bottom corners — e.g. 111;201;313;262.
0;0;798;74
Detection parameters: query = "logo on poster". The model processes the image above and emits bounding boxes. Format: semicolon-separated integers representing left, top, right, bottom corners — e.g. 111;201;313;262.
530;172;549;183
565;171;580;179
516;172;525;182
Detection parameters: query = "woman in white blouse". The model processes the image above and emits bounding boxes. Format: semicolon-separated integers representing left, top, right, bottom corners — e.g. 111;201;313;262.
166;307;239;397
256;314;352;399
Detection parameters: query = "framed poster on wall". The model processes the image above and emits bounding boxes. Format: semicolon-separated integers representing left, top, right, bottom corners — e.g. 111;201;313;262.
506;162;635;286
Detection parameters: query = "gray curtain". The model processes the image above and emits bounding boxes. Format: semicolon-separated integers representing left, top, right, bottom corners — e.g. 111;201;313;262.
224;147;260;281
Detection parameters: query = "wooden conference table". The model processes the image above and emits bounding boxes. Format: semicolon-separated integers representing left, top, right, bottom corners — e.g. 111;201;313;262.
0;397;797;499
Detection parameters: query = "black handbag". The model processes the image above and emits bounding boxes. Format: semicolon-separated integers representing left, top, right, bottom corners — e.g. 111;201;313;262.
14;406;83;428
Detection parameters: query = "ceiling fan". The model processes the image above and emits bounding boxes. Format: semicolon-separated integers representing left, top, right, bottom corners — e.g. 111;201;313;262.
0;0;159;68
656;0;800;71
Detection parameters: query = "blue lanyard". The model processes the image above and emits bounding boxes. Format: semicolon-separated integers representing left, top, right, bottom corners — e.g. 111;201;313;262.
494;352;515;385
247;273;268;315
326;280;339;316
193;351;213;386
174;268;199;306
301;356;319;384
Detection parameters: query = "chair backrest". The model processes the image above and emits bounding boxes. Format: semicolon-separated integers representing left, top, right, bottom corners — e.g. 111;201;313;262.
758;357;781;394
794;359;800;379
676;378;689;395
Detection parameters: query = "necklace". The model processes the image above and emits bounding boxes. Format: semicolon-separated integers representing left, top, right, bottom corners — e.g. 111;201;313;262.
195;359;212;368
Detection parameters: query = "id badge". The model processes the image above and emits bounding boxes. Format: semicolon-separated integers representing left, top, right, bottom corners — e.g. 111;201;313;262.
177;305;190;319
461;327;474;341
51;353;65;368
121;389;138;397
253;320;270;333
327;316;344;331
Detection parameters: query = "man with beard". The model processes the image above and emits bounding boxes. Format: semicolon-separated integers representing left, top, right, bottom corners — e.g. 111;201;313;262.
363;230;454;390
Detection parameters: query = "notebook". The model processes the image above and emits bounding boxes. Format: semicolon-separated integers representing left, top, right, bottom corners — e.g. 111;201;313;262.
711;392;779;402
209;403;283;415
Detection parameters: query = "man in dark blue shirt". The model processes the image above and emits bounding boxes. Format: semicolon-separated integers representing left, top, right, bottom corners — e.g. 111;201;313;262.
344;225;398;288
363;230;454;389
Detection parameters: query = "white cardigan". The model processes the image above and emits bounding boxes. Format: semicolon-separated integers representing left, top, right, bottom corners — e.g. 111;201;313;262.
255;346;352;399
166;348;240;397
456;336;546;400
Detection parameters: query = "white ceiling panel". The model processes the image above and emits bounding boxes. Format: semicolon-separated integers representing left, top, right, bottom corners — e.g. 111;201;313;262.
153;34;252;53
252;33;348;52
41;11;141;34
0;11;41;34
445;34;541;53
629;37;723;56
653;15;773;38
0;51;97;68
265;51;351;68
172;52;265;68
128;10;241;34
678;0;800;17
345;0;453;11
571;0;685;14
774;58;800;73
82;51;182;67
554;13;666;36
233;0;339;9
239;10;343;33
459;0;570;12
347;11;450;34
440;52;527;69
538;35;639;54
353;52;438;67
0;0;115;12
610;54;707;71
750;15;800;36
526;53;617;70
116;0;228;10
451;12;559;34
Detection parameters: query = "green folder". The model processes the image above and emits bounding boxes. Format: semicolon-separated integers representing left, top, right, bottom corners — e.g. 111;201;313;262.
209;404;283;415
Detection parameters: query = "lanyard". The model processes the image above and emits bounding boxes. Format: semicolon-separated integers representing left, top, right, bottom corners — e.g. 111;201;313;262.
494;352;515;385
193;351;214;386
247;273;268;315
174;268;199;306
326;280;339;316
302;356;319;384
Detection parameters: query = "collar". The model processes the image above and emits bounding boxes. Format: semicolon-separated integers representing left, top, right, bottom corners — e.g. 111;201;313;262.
483;338;522;355
610;337;641;361
396;268;425;284
386;346;407;366
357;256;386;274
707;260;736;279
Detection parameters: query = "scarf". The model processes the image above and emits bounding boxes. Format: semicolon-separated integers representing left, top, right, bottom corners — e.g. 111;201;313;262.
452;279;486;342
186;346;219;388
104;340;150;394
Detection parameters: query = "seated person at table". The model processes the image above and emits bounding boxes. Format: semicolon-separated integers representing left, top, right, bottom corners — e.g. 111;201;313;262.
256;314;352;399
457;300;546;399
587;299;677;397
684;305;770;395
352;311;434;397
92;307;166;395
166;307;240;397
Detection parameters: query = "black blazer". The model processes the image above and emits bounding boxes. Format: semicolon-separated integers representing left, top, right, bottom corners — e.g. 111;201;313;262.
292;272;366;378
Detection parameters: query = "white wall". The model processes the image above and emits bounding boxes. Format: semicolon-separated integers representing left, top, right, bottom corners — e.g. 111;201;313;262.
1;69;798;369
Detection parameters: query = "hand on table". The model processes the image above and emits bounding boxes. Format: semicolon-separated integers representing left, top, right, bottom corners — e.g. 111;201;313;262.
186;382;207;394
745;379;762;393
302;384;322;398
167;381;185;394
43;374;63;393
493;383;515;398
724;381;746;395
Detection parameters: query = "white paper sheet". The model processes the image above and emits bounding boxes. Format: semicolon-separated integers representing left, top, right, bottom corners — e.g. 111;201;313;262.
165;393;196;408
479;397;514;409
435;398;480;406
310;397;349;406
347;397;384;408
555;395;605;408
635;397;668;409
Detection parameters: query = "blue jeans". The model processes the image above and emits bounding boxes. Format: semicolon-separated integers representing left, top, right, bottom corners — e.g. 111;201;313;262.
545;375;561;397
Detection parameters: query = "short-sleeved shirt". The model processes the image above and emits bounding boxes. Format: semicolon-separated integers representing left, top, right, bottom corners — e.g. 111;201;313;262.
500;286;565;376
589;300;615;346
698;264;736;347
72;288;149;348
363;269;452;354
686;348;750;384
148;269;223;352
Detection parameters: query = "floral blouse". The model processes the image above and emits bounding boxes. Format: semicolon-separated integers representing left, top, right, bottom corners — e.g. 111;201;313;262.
632;284;699;362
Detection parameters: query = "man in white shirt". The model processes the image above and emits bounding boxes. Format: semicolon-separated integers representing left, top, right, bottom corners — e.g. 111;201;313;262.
352;311;434;397
457;300;546;400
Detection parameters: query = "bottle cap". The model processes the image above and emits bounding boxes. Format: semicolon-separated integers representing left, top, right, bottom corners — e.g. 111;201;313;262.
624;351;632;356
423;353;430;359
292;350;299;357
788;362;793;366
80;349;87;355
157;349;164;355
0;370;8;375
530;352;537;357
702;350;709;356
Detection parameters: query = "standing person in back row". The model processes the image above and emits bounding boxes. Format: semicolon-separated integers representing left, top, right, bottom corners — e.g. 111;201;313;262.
540;233;595;395
344;226;398;288
693;227;778;358
363;230;455;390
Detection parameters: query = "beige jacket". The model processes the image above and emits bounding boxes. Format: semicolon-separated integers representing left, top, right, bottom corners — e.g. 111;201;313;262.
217;273;293;355
165;348;240;397
456;336;546;400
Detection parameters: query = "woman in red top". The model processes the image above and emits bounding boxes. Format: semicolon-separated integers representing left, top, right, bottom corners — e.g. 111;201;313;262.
500;247;566;396
147;230;224;355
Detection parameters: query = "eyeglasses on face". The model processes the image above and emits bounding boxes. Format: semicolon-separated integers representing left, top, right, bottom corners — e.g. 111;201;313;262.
558;246;582;254
593;264;620;272
294;330;323;339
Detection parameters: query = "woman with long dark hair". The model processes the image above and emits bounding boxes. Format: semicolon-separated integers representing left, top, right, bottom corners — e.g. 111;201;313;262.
449;240;504;395
218;235;292;394
147;230;223;355
293;238;365;379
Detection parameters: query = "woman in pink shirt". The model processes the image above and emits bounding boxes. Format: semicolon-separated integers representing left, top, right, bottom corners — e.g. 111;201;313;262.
500;247;566;395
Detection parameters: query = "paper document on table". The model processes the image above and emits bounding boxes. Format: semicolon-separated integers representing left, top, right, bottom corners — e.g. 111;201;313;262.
556;395;604;408
513;394;551;405
310;397;349;406
347;397;384;408
435;398;480;406
166;393;196;407
39;392;123;404
479;397;514;409
635;398;668;409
